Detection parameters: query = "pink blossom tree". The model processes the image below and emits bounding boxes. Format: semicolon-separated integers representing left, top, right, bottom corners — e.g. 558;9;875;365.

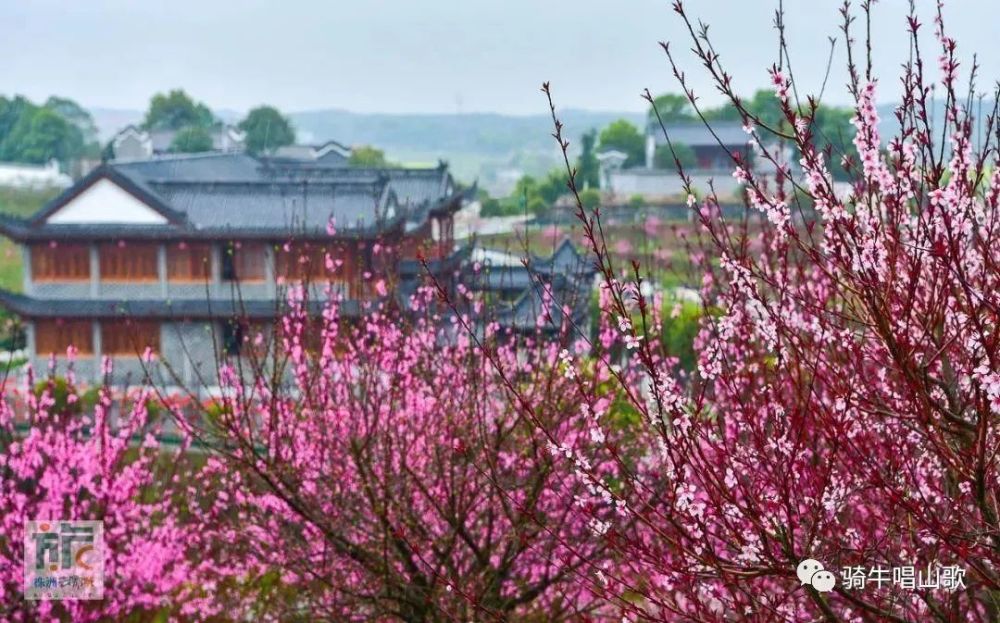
0;358;241;621
191;282;629;621
537;1;999;620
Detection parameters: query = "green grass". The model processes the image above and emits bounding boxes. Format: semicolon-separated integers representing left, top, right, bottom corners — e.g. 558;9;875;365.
0;186;59;292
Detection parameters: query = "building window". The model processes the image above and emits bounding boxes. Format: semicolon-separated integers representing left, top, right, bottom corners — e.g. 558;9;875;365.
99;243;158;282
222;242;265;282
35;320;93;355
167;242;212;282
101;321;160;356
31;244;90;281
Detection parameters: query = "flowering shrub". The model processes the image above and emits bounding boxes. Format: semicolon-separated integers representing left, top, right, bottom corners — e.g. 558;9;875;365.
0;360;238;621
539;1;999;620
192;285;629;621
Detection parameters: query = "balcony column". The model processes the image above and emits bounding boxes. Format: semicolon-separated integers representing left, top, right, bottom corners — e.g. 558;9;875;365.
264;244;276;298
211;244;222;297
89;244;99;297
157;244;168;297
21;245;32;296
24;321;35;362
92;320;102;383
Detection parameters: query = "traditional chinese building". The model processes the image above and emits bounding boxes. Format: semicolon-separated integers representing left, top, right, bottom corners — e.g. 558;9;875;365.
0;152;464;383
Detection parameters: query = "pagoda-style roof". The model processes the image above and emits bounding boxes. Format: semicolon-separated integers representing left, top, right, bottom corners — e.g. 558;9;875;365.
0;153;464;242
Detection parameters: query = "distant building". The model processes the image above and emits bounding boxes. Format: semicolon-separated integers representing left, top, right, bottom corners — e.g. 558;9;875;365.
0;160;73;190
643;120;750;171
0;152;463;383
0;151;591;384
271;141;352;166
598;121;757;201
111;125;246;160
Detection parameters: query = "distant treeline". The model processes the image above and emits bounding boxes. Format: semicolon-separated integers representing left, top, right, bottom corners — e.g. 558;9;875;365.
0;96;100;166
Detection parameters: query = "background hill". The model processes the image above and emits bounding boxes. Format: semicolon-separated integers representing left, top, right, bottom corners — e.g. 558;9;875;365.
88;99;987;192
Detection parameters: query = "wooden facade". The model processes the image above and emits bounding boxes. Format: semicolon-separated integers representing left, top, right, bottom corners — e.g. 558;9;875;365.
100;243;158;282
167;242;212;282
102;321;160;355
31;244;90;281
35;320;93;355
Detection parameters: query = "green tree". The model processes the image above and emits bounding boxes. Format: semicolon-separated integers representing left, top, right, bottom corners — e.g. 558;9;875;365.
812;106;855;180
527;196;548;217
536;169;568;205
653;142;697;170
143;89;215;131
702;101;742;122
0;96;35;141
579;188;601;210
661;299;701;371
744;89;784;129
348;145;390;167
647;93;695;123
477;189;505;217
238;106;295;155
576;129;599;189
2;107;83;164
169;126;214;153
598;119;645;168
44;96;99;145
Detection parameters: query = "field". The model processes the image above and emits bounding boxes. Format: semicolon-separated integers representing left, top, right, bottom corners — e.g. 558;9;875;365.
0;186;59;292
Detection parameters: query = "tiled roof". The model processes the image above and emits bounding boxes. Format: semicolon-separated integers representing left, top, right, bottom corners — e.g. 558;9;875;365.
147;180;396;232
2;153;462;240
114;152;262;182
647;121;748;148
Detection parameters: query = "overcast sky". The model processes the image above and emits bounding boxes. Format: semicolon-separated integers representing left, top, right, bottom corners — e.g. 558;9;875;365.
0;1;995;115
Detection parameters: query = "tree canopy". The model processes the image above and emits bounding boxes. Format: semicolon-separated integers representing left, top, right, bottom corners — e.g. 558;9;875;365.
653;142;696;170
169;126;214;153
647;93;695;123
238;106;295;155
142;89;215;131
348;145;391;167
643;88;856;178
0;95;96;165
597;119;645;168
576;129;599;189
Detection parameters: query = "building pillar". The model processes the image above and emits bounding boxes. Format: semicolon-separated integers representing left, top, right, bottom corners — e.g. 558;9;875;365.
24;320;35;363
211;244;222;290
92;320;102;383
264;243;276;298
89;244;99;297
21;245;32;296
157;244;168;297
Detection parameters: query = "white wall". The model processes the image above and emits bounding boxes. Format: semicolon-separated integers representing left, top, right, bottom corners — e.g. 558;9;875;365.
0;160;72;189
609;169;741;198
47;178;169;225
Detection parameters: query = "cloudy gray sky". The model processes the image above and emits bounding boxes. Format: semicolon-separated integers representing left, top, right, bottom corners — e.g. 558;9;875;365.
0;1;994;115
